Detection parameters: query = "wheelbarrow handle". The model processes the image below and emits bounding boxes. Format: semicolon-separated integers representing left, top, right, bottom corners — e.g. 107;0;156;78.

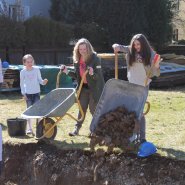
143;101;150;115
56;70;62;88
56;68;88;99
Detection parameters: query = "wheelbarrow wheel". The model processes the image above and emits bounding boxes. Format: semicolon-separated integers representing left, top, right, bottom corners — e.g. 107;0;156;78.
36;118;57;140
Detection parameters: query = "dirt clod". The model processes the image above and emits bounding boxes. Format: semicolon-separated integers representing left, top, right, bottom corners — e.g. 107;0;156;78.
90;107;138;152
95;149;105;158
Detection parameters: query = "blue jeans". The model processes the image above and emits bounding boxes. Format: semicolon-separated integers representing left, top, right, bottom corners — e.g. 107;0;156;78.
26;93;40;108
139;86;149;141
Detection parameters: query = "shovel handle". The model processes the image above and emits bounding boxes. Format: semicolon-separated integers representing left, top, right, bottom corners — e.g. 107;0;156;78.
115;52;118;79
77;70;89;99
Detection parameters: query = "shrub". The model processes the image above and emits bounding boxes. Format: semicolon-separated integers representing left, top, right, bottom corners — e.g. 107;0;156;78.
0;16;25;48
178;40;185;45
24;16;73;48
74;22;108;50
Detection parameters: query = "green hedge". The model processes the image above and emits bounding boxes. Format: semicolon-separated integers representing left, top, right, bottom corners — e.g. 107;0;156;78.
50;0;174;49
0;16;25;48
0;16;74;48
74;22;108;50
24;17;73;48
178;40;185;45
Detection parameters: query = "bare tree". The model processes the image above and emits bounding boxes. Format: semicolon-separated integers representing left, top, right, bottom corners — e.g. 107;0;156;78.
0;0;8;16
0;0;25;21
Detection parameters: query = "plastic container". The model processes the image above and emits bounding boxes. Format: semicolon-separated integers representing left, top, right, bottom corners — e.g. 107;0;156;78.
7;118;27;136
137;141;157;157
2;61;9;68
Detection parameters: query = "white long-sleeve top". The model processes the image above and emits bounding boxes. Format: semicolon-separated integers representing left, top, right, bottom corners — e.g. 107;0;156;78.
119;45;159;87
127;62;151;86
20;66;44;95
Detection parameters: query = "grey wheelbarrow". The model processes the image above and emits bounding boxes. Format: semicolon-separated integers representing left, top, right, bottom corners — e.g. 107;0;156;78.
22;69;88;140
90;53;150;134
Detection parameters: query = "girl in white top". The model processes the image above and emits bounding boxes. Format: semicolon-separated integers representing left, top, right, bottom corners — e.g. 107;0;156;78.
20;54;48;135
112;34;161;143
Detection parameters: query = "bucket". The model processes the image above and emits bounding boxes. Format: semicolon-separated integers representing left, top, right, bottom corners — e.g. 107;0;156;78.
7;118;27;136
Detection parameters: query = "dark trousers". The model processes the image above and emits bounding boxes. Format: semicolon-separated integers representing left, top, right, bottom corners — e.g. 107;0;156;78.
26;93;40;108
25;93;40;131
138;86;149;140
76;87;96;129
139;116;146;140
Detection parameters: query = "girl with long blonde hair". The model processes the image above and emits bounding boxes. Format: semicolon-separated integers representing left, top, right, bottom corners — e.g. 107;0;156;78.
61;38;105;136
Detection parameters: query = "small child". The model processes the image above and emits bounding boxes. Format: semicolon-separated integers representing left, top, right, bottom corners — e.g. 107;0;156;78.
20;54;48;135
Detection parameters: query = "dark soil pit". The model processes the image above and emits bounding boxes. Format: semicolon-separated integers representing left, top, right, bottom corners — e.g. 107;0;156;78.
0;142;185;185
89;107;139;153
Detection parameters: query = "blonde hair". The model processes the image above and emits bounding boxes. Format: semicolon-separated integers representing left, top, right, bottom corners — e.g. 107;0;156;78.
22;54;35;65
73;38;95;63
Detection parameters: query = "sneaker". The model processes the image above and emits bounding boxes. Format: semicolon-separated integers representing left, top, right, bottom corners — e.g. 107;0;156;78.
26;129;32;134
26;129;35;136
69;127;79;136
129;133;138;143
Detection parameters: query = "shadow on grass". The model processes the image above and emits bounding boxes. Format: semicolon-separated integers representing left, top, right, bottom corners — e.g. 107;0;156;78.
41;139;90;150
0;91;22;100
150;85;185;93
157;146;185;160
0;123;7;131
8;135;34;139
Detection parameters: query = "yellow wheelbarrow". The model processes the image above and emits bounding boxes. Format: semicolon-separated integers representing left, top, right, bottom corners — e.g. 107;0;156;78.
22;69;88;140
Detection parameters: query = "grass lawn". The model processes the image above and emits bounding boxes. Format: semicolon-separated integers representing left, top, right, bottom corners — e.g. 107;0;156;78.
0;86;185;160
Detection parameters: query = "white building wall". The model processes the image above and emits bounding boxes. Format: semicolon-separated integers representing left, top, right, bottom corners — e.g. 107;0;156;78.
0;0;51;20
21;0;51;18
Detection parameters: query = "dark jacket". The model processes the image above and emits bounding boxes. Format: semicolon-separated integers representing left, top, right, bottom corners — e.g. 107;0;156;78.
68;53;105;103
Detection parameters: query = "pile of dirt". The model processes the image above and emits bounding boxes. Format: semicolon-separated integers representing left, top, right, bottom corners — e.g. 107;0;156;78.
0;143;185;185
90;107;138;152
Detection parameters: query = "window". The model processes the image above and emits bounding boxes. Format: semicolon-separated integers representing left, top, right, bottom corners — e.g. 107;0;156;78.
8;3;26;21
173;29;179;41
0;2;3;13
23;5;30;19
9;4;19;21
0;0;8;16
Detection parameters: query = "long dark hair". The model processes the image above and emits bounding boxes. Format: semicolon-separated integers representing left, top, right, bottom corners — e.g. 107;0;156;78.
129;34;151;66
